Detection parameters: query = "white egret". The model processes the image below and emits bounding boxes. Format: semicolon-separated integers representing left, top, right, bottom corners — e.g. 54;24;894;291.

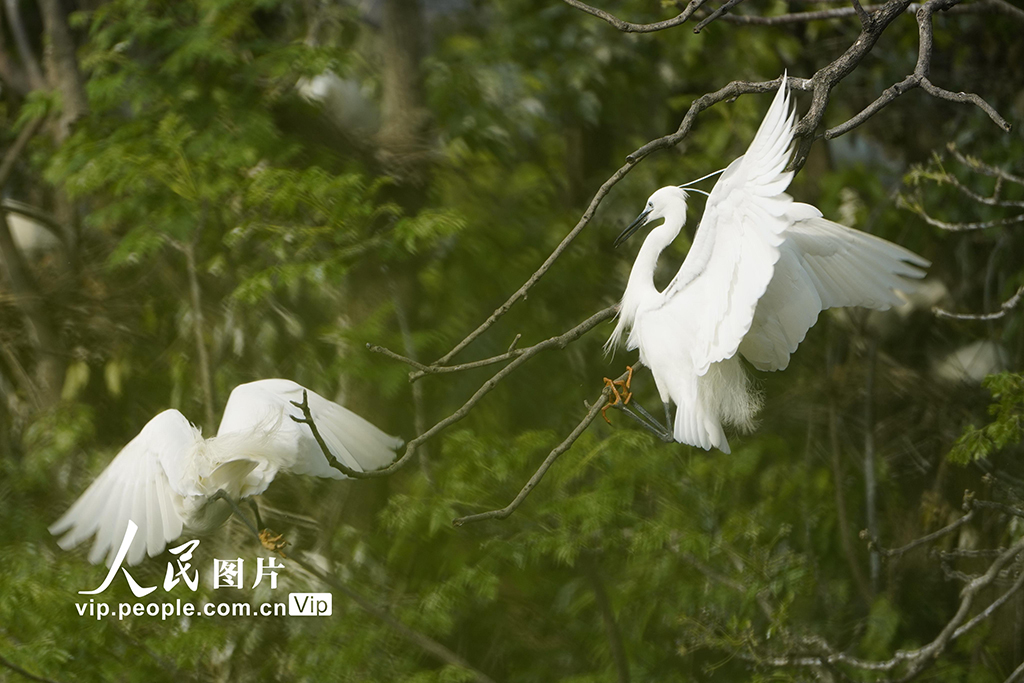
605;76;929;453
50;379;402;565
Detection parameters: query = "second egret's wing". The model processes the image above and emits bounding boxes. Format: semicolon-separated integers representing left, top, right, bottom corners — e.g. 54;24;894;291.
660;79;797;375
738;215;929;371
218;379;403;480
49;410;197;566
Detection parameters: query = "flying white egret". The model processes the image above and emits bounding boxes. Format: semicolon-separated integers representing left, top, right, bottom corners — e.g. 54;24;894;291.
605;76;929;454
50;379;402;565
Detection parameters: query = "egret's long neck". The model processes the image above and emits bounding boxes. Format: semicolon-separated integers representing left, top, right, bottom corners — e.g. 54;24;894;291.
625;203;686;301
606;203;686;352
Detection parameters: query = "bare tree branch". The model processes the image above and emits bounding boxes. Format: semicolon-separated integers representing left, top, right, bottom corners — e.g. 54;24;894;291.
934;284;1024;321
371;305;616;382
1006;659;1024;683
693;0;747;32
300;307;618;478
863;506;975;559
948;143;1024;186
743;533;1024;679
561;0;1023;33
825;0;1010;140
558;0;709;33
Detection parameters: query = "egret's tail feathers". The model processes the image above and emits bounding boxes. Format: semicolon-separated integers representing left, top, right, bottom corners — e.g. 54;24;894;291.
673;400;731;454
670;357;760;454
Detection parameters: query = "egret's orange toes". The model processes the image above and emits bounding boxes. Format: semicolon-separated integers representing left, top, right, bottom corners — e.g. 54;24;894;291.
601;376;625;424
259;529;288;553
608;365;634;406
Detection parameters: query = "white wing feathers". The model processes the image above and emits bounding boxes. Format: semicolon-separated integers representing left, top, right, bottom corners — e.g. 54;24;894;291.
48;410;196;566
662;79;797;375
52;379;403;566
626;76;929;453
739;215;929;371
217;379;403;481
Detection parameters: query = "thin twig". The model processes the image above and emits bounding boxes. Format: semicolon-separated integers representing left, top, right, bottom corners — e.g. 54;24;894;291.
948;144;1024;186
381;306;616;382
743;536;1024;677
562;0;1022;33
934;285;1024;321
1006;659;1024;683
866;508;975;559
852;0;874;26
366;343;430;372
693;0;747;32
825;0;1011;139
303;308;618;478
915;209;1024;232
452;377;618;526
558;0;709;33
972;499;1024;519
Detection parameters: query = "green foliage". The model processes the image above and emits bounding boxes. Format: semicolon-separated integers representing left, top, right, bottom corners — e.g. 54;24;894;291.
949;372;1024;464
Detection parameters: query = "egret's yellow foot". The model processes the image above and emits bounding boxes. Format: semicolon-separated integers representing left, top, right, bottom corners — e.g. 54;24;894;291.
259;529;287;553
601;366;633;424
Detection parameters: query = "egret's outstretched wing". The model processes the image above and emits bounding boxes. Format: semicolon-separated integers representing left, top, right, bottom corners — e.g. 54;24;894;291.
217;379;403;481
49;410;196;566
660;79;797;375
739;216;929;371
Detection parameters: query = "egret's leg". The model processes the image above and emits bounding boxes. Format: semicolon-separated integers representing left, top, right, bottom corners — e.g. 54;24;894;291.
209;490;261;542
613;403;674;442
663;402;672;430
631;400;673;440
247;499;264;531
246;499;288;553
623;399;674;442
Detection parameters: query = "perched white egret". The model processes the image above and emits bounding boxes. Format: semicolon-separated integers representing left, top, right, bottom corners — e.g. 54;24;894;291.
50;379;402;565
606;76;929;453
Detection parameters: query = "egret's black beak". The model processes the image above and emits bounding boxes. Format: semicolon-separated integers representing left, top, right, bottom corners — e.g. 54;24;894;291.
614;208;652;248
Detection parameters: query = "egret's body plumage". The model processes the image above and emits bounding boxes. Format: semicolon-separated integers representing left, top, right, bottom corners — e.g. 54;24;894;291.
50;379;402;565
607;78;928;453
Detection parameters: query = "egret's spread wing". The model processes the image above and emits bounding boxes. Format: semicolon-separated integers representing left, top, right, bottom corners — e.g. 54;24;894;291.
739;215;929;371
49;410;196;566
661;80;797;375
218;379;403;480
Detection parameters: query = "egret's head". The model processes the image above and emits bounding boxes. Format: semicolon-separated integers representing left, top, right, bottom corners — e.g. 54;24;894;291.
614;186;688;248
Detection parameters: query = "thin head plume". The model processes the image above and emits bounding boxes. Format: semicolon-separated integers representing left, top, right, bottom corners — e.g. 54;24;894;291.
680;188;710;197
678;167;726;188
